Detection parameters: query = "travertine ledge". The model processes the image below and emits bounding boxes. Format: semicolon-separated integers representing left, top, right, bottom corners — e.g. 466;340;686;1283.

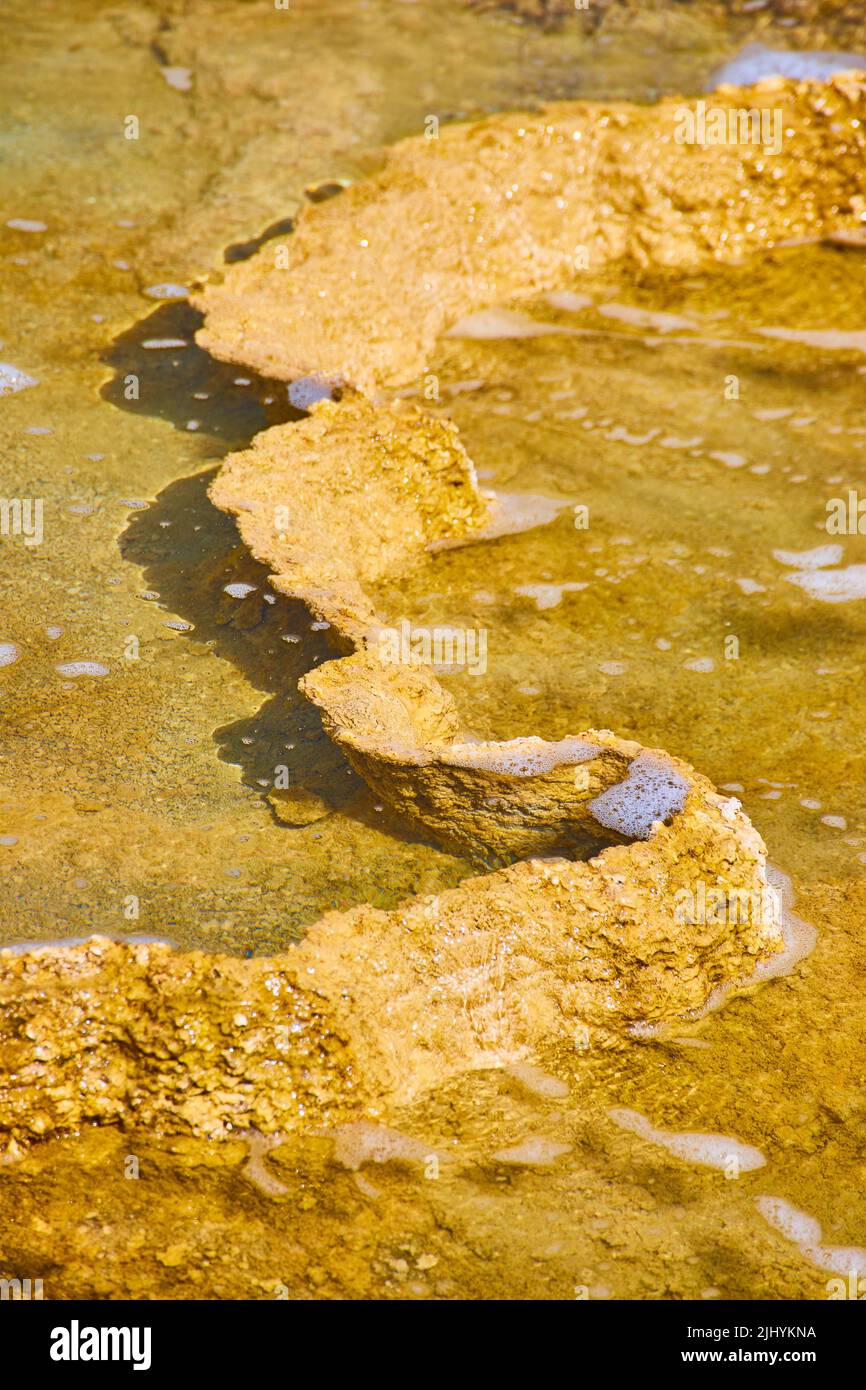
10;75;857;1147
194;76;866;393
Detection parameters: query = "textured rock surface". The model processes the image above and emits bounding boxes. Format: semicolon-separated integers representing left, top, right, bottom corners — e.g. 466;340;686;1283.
14;76;849;1149
210;392;489;645
0;760;779;1146
194;77;866;392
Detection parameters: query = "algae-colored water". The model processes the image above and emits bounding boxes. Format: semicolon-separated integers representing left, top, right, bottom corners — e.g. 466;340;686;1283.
1;0;865;1302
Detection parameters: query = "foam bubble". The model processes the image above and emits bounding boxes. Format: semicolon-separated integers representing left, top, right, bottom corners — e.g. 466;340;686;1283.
756;1196;866;1279
785;565;866;603
6;218;46;233
446;735;598;778
705;864;817;1000
611;1107;765;1171
161;66;193;91
476;491;569;541
330;1121;435;1171
773;544;843;570
515;581;588;609
709;42;866;88
493;1137;570;1166
505;1061;569;1099
0;362;38;395
597;301;698;334
590;753;688;839
223;582;258;599
759;326;866;353
446;307;563;339
0;642;20;667
545;290;593;312
55;661;109;678
288;376;335;409
240;1130;288;1198
143;284;189;299
0;932;179;957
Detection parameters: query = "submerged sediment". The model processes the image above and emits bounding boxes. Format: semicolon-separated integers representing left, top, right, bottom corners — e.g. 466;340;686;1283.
7;73;860;1148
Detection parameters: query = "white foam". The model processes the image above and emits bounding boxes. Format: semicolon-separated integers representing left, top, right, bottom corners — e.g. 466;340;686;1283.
0;642;20;667
515;581;588;609
223;582;257;598
475;491;569;542
143;283;188;299
545;290;593;312
505;1061;569;1099
597;301;698;334
288;376;334;409
330;1121;435;1171
493;1137;570;1166
445;735;598;778
160;66;193;91
756;1196;866;1279
0;362;38;395
715;866;815;995
611;1107;765;1171
759;326;866;353
6;218;47;233
773;544;843;570
55;661;109;677
0;932;179;957
785;565;866;603
446;307;564;339
589;753;688;840
240;1131;288;1198
710;42;866;89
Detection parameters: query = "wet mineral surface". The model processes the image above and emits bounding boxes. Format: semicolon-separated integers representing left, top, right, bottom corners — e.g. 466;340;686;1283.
1;0;865;1301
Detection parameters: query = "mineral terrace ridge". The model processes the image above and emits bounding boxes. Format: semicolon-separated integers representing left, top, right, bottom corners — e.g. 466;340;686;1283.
4;72;862;1149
